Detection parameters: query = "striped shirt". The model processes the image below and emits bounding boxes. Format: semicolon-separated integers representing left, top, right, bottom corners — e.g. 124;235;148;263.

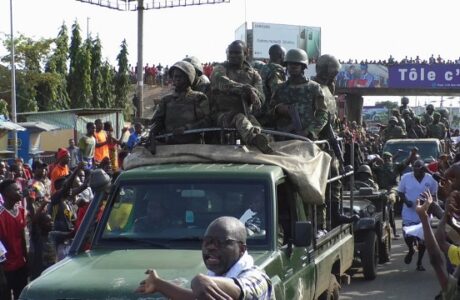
233;266;274;300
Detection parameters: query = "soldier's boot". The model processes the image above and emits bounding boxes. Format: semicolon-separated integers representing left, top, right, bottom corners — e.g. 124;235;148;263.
250;134;274;154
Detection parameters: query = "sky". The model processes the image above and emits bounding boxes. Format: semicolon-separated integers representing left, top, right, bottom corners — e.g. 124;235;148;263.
1;0;460;106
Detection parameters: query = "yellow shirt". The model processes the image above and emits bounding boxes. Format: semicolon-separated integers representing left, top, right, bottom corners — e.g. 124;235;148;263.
448;245;460;266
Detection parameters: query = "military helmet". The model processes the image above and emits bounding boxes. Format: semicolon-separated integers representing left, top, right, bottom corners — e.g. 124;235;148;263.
357;164;373;175
433;111;441;118
183;56;203;76
438;107;449;118
382;152;393;158
402;109;410;115
401;96;409;104
426;104;434;111
389;116;398;122
169;61;196;85
284;48;309;67
316;54;341;74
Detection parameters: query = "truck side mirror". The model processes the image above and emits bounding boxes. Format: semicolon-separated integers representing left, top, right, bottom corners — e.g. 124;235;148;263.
294;221;312;247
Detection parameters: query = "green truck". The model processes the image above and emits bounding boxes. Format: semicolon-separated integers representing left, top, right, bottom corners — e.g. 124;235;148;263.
20;139;354;300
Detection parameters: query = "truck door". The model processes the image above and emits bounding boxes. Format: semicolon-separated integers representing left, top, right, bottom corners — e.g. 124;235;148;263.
277;183;315;300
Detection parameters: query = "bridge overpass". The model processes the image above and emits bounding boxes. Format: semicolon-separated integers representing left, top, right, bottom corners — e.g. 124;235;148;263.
306;62;460;121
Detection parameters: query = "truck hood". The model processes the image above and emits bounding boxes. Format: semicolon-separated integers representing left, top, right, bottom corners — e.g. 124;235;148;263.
21;249;272;300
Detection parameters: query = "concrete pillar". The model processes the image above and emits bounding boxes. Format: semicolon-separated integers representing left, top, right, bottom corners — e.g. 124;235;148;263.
345;94;363;124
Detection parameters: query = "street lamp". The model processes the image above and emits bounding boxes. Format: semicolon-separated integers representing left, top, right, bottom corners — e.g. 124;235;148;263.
76;0;230;120
9;0;17;158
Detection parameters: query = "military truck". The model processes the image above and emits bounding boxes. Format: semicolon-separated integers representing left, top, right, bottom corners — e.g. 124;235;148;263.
20;134;354;300
382;138;442;163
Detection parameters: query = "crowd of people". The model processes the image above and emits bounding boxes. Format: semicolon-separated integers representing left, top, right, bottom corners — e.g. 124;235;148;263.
339;54;460;66
2;38;460;299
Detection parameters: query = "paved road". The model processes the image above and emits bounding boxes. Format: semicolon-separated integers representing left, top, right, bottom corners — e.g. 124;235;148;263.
340;220;440;300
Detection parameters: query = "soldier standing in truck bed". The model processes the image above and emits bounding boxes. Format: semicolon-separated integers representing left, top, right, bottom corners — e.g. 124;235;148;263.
183;56;210;95
268;48;327;140
258;44;286;126
209;40;272;154
151;61;210;144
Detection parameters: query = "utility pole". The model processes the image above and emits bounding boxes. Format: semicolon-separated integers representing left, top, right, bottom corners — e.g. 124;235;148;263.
136;0;144;119
10;0;17;158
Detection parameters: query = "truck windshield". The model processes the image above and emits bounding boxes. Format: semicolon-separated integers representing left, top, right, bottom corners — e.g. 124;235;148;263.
383;141;439;163
97;180;269;248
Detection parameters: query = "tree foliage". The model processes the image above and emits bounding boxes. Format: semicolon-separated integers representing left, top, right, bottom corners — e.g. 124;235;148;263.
114;39;132;118
100;61;115;108
90;36;103;108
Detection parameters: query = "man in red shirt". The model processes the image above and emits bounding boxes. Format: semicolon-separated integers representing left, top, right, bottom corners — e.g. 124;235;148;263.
0;179;28;300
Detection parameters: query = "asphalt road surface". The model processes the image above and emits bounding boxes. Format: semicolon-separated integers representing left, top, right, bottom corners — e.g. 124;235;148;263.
340;220;440;300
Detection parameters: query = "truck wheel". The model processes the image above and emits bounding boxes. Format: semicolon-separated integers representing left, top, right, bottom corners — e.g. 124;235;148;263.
379;227;391;264
318;274;340;300
361;231;378;280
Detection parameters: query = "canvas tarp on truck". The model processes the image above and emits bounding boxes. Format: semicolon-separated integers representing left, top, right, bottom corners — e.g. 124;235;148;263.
124;140;331;205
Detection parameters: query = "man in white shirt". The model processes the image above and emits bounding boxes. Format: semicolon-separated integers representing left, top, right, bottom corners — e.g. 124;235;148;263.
398;159;438;271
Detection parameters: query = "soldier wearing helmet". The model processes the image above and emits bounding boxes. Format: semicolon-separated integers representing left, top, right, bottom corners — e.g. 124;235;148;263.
269;48;328;140
420;104;434;126
183;56;210;94
151;61;210;144
426;112;446;140
258;44;286;126
383;116;406;142
399;96;415;118
209;40;272;153
355;164;379;190
437;107;451;131
402;109;417;138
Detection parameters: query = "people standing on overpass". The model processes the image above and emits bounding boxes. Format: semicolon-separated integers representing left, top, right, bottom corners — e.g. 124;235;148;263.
420;104;434;126
426;112;447;140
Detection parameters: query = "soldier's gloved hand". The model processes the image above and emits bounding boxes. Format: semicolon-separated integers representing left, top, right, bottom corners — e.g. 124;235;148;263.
172;127;185;136
275;104;290;117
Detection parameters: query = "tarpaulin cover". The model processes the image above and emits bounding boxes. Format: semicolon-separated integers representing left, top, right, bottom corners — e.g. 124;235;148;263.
124;140;332;205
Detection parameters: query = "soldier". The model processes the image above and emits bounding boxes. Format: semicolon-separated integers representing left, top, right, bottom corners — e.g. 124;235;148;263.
183;56;210;94
426;112;446;140
412;116;427;138
402;109;417;138
269;48;327;139
420;104;434;126
315;54;358;227
391;109;406;130
399;96;415;118
355;164;379;190
438;108;451;137
209;40;272;154
258;44;286;126
383;116;406;142
151;61;210;144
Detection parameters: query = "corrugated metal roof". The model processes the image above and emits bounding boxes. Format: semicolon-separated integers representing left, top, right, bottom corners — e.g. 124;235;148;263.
18;121;60;132
0;121;26;131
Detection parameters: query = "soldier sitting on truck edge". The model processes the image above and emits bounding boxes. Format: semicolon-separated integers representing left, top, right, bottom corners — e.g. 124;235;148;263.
150;61;211;144
136;216;274;299
209;40;273;154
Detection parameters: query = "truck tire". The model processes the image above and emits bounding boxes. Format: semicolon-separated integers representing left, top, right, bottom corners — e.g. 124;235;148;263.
318;274;340;300
379;227;391;264
361;231;378;280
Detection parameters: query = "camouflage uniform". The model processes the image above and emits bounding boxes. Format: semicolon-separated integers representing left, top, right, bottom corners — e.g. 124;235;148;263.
398;105;415;118
420;112;434;126
152;87;210;144
193;75;211;95
383;125;406;141
269;77;327;139
209;61;265;144
258;62;286;126
426;122;446;139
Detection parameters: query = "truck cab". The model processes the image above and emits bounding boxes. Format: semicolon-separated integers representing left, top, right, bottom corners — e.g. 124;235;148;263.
20;140;354;300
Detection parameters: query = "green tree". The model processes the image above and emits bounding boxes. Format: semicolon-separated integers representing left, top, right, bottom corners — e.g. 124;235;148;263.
45;23;70;110
0;99;9;118
114;39;132;118
100;61;115;108
90;36;103;108
67;23;92;108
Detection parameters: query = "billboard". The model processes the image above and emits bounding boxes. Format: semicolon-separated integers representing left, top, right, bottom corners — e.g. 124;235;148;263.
336;64;389;88
251;22;321;61
234;22;247;44
388;64;460;88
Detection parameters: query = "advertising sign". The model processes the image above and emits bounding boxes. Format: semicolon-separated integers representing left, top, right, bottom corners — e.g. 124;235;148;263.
388;64;460;88
234;23;247;44
336;64;389;88
252;22;321;61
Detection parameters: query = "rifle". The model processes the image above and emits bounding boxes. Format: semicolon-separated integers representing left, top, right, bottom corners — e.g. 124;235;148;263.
320;113;346;174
